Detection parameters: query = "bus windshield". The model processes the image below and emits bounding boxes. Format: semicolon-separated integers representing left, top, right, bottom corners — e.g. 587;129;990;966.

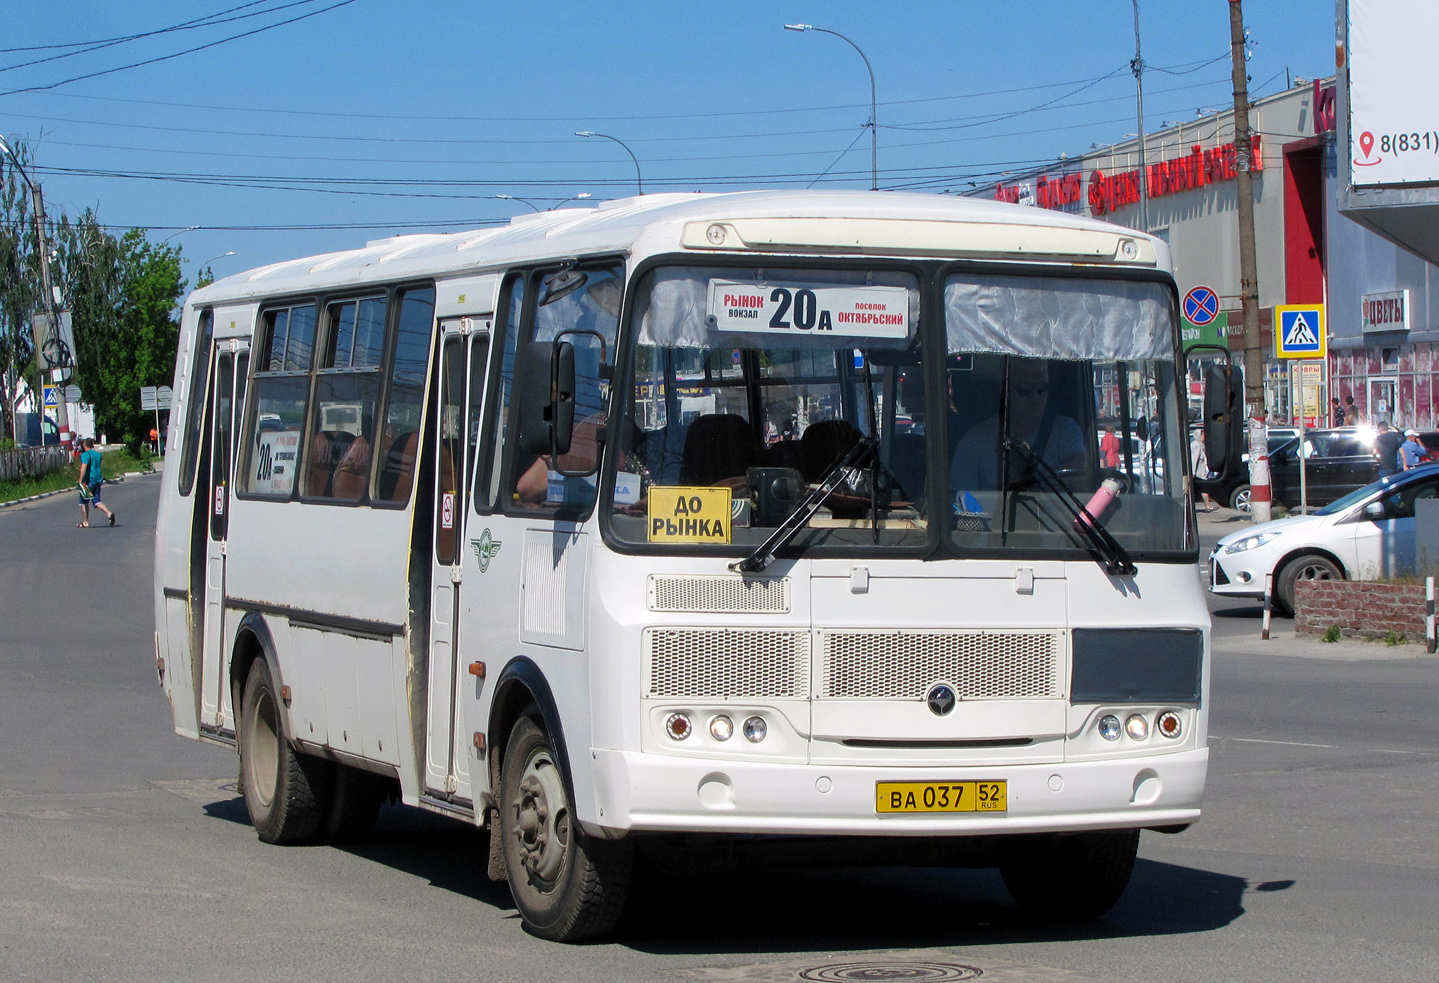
606;264;1189;559
944;273;1187;556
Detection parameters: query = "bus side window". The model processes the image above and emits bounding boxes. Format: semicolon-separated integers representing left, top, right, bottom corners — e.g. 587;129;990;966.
239;304;316;499
305;296;387;503
178;309;214;497
509;266;621;512
375;286;434;503
478;273;525;512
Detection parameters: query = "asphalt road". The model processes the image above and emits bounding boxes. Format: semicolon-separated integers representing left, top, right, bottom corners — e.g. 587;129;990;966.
2;480;1437;982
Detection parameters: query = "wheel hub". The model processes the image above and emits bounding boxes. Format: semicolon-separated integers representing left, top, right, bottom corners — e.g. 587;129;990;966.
511;752;569;885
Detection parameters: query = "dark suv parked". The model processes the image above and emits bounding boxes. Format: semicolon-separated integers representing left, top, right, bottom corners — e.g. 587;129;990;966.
1201;428;1378;511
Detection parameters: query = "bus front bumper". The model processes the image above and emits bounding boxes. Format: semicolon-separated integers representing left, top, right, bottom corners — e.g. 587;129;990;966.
588;746;1208;836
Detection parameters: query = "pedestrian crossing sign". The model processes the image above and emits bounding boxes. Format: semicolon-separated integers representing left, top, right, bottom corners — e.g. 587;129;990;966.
1275;304;1326;359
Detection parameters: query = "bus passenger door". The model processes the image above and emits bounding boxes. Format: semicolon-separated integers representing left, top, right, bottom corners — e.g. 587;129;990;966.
199;345;247;736
425;323;489;802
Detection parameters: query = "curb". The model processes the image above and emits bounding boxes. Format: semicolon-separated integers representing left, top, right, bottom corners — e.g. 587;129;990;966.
0;469;159;509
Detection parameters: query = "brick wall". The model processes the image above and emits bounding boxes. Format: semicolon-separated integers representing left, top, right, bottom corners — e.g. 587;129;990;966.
1294;580;1430;640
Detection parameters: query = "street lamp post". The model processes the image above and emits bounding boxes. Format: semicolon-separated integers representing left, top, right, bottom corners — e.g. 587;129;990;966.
574;132;643;195
0;134;70;447
159;225;200;245
1131;0;1151;232
197;251;236;273
785;23;877;191
495;193;542;213
551;192;592;210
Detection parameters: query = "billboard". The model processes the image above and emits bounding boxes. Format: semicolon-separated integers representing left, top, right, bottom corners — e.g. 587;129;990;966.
1348;0;1439;187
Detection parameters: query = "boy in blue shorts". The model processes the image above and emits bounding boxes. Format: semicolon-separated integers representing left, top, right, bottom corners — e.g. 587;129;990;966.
77;437;116;528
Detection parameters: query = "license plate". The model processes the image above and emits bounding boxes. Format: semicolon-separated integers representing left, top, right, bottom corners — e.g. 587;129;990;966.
875;781;1007;813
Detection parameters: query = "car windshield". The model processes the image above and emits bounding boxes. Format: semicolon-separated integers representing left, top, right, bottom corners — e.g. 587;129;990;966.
1316;477;1389;515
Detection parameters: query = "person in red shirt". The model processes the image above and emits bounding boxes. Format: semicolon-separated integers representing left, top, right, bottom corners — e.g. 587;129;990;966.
1100;424;1121;469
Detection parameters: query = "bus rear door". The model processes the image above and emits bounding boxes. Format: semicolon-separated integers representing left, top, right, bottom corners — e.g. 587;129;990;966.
199;342;248;736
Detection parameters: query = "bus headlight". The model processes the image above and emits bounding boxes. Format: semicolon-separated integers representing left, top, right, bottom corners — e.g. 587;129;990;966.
1157;710;1183;739
1098;714;1122;741
665;713;693;741
709;715;734;741
1125;714;1149;740
742;715;767;743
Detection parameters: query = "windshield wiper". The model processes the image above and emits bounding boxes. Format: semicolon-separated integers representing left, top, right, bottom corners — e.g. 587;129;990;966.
730;437;876;574
1006;440;1137;577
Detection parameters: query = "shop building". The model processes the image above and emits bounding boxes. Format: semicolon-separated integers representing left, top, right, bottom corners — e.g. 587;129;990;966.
972;75;1439;430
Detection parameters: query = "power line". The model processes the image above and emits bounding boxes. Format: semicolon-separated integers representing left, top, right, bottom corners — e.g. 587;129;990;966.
0;0;358;98
0;1;328;75
14;55;1228;124
0;1;278;53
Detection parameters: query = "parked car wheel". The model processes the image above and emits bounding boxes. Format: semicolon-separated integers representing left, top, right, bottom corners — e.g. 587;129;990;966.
1276;554;1343;617
1229;483;1252;512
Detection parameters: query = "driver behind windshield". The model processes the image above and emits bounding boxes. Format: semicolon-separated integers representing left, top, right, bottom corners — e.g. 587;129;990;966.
949;358;1085;494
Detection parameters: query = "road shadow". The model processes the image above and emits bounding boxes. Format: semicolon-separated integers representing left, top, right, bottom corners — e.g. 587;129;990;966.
615;856;1249;955
337;803;514;911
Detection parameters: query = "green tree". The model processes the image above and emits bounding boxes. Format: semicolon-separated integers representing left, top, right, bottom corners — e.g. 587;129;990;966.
0;144;40;442
58;218;186;449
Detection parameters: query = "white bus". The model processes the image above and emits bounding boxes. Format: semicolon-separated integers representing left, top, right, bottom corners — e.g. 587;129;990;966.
154;192;1210;940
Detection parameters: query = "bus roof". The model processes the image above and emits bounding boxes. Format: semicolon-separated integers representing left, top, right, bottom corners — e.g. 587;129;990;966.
188;190;1167;306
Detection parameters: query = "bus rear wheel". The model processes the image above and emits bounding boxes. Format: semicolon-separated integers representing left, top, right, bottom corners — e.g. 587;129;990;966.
1000;828;1140;920
499;715;633;941
239;659;330;844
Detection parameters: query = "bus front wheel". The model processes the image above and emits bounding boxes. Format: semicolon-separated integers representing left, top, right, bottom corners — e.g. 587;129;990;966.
1000;828;1140;920
499;715;633;941
239;659;330;844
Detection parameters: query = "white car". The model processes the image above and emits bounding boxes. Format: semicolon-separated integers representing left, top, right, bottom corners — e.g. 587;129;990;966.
1209;462;1439;615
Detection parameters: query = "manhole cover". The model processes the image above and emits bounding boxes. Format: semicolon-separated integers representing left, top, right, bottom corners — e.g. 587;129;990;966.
798;963;982;982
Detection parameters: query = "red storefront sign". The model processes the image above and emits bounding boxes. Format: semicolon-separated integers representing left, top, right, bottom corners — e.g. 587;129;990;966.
1088;135;1265;215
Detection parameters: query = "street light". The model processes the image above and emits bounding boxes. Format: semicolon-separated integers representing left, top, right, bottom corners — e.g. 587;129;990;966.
551;192;592;210
197;251;235;274
574;132;643;195
785;23;877;191
159;225;200;245
495;193;542;213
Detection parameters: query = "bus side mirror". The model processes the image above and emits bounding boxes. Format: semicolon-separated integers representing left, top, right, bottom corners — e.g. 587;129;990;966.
1202;362;1243;477
519;341;576;458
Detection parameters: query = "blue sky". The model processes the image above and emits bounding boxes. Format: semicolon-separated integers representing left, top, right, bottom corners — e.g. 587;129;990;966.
1;1;1337;283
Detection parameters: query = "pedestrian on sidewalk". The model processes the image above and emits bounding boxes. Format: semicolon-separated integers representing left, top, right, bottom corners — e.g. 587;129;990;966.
77;437;115;528
1190;430;1216;512
1375;422;1403;478
1344;394;1360;425
1401;429;1425;470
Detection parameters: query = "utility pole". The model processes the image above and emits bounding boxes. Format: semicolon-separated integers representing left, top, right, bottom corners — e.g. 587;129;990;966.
28;183;71;449
1228;0;1268;521
1132;0;1150;232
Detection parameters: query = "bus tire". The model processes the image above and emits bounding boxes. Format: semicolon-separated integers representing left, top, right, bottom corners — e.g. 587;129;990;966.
499;715;633;941
1000;828;1140;920
240;659;330;844
323;764;389;843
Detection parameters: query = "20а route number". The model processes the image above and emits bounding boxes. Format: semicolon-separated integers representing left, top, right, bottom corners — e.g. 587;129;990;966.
707;280;910;340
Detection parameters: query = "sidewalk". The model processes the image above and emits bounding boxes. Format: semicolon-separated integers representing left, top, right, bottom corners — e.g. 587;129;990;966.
1213;628;1435;661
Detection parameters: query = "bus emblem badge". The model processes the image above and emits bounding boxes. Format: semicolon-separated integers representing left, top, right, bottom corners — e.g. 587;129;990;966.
471;529;502;572
927;684;956;716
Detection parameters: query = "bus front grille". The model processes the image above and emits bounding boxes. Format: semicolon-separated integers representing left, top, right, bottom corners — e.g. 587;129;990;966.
647;575;791;614
818;629;1064;700
645;628;809;699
